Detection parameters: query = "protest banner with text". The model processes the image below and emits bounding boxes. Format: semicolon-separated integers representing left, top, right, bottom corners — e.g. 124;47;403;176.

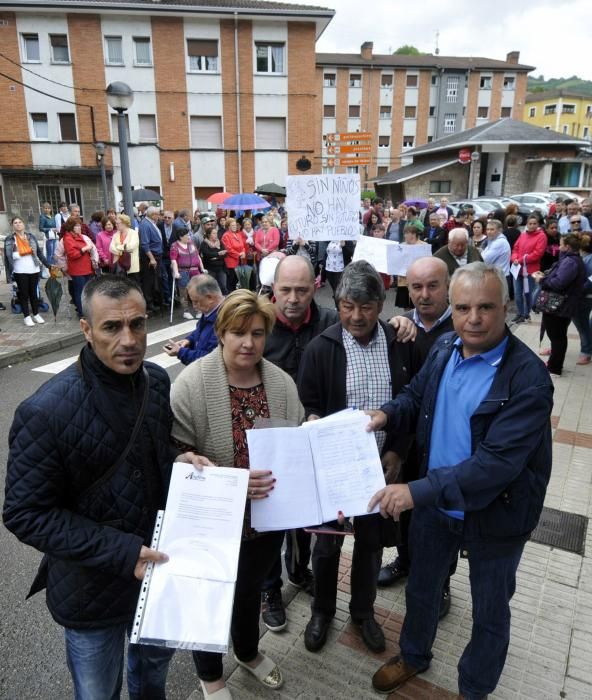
286;174;361;241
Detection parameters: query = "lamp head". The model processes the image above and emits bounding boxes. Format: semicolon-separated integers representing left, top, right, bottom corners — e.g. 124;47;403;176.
106;82;134;111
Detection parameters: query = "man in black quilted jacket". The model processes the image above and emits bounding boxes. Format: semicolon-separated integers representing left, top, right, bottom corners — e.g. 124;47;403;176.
4;275;205;700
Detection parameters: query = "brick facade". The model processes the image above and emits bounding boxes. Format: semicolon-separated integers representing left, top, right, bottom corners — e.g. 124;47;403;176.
0;13;32;168
287;22;316;175
67;14;112;169
220;19;254;193
464;72;481;128
151;16;192;209
489;72;504;120
416;70;431;147
334;67;349;173
388;70;406;172
312;66;323;174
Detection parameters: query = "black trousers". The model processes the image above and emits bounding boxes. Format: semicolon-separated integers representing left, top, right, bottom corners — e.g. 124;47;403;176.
262;528;312;592
311;513;382;620
13;272;40;317
543;313;571;375
192;531;284;682
140;253;162;307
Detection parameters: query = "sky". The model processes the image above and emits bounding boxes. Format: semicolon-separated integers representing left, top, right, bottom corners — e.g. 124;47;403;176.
284;0;591;81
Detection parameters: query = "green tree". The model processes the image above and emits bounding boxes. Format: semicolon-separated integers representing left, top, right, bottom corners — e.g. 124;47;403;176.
393;45;422;55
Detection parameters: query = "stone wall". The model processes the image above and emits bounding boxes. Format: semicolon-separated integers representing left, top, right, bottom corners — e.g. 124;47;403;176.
2;174;108;231
403;162;469;200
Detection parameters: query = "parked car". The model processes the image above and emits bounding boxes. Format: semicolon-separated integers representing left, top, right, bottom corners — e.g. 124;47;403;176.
448;201;491;218
547;191;584;203
475;197;531;225
508;193;551;217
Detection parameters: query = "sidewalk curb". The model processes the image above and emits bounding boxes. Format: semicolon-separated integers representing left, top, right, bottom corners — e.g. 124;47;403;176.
0;331;83;370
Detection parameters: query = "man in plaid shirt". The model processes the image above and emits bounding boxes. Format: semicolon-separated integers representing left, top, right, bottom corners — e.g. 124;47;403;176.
297;261;424;655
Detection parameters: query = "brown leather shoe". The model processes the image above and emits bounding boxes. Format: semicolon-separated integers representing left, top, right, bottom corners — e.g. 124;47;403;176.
372;655;425;694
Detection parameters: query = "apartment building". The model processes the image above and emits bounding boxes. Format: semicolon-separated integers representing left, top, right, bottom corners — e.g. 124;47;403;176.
0;0;333;229
524;90;592;140
316;42;532;187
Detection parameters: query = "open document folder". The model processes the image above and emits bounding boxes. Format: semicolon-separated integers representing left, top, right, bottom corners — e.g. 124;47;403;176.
248;409;386;531
130;463;248;652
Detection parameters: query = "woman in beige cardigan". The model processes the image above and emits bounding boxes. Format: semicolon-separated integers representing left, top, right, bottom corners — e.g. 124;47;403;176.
171;289;304;700
109;213;140;281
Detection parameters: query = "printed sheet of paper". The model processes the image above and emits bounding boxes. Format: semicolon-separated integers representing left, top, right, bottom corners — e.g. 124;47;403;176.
353;236;431;275
130;464;248;652
307;412;386;520
248;427;321;530
286;174;361;241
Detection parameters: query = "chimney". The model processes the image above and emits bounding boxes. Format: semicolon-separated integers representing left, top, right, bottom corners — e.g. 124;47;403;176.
506;51;520;64
361;41;373;60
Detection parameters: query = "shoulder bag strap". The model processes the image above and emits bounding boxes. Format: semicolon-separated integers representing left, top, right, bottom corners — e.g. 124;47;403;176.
77;365;151;503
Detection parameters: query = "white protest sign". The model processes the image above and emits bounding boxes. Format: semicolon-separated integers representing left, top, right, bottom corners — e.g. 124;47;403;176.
286;174;361;241
353;237;431;275
353;236;397;274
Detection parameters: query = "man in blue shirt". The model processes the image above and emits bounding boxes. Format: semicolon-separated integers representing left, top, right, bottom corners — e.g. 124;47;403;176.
162;275;223;365
139;206;164;313
366;262;553;700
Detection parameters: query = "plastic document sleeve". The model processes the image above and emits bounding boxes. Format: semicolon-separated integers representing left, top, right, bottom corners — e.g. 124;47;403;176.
130;464;249;651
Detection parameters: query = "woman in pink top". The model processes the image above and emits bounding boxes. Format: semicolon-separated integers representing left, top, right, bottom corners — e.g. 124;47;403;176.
95;216;117;273
510;215;547;323
253;216;280;262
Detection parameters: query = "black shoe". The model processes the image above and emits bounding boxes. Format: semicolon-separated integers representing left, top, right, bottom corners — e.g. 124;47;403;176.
261;589;286;632
288;569;314;595
354;616;385;653
439;586;451;619
0;302;5;311
512;315;525;324
377;557;409;587
304;614;331;652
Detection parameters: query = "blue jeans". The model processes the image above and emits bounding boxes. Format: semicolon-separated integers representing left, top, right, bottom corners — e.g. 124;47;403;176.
71;274;94;317
513;274;535;317
572;296;592;356
65;623;174;700
400;506;524;699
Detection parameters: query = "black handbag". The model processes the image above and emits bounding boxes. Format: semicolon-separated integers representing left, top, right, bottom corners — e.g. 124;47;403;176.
534;289;567;314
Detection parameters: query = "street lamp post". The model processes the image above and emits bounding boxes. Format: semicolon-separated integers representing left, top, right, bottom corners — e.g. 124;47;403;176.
106;82;134;217
94;142;109;212
467;150;481;199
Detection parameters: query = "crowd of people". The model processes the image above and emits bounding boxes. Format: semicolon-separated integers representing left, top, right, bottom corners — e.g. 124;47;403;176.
3;194;591;377
1;188;591;699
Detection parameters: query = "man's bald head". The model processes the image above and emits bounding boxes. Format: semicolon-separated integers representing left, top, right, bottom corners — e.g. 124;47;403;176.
407;257;449;329
273;254;316;324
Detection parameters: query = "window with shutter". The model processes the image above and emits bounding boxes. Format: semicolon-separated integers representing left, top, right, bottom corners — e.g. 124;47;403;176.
50;35;69;63
190;116;223;148
187;39;218;72
58;113;77;141
139;115;157;142
255;117;286;149
22;34;40;62
133;37;151;65
31;113;48;140
105;36;124;65
111;113;130;141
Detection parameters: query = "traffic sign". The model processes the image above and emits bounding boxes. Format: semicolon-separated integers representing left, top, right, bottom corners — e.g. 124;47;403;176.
326;132;372;143
327;157;371;167
327;144;372;155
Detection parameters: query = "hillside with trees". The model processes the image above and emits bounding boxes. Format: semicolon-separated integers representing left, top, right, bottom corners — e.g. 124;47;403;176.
528;75;592;96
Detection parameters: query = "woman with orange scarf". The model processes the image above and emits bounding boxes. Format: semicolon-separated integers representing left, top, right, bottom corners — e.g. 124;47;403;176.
4;216;50;326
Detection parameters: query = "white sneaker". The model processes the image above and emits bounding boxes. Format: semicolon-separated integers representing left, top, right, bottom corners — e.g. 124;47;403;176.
183;311;194;320
33;314;45;324
24;316;35;327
